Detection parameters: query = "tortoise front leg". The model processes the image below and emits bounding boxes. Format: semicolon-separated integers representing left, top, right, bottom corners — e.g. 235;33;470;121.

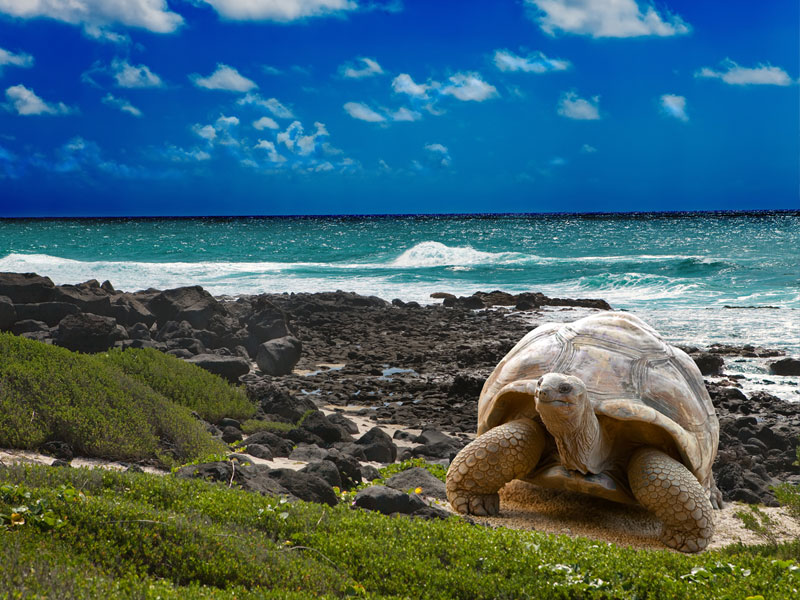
628;447;714;553
446;418;545;516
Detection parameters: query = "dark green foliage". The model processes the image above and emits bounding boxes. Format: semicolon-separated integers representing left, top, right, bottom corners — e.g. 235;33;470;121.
0;333;227;465
1;464;797;599
102;347;255;423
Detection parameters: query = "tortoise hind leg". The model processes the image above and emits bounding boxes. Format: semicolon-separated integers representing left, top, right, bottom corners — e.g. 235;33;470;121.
446;418;545;516
628;447;714;553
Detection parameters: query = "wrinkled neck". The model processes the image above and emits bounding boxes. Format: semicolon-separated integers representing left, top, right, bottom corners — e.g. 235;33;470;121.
540;402;610;474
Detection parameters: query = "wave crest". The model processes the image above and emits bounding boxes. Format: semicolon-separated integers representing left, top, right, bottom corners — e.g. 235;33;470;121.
391;241;528;268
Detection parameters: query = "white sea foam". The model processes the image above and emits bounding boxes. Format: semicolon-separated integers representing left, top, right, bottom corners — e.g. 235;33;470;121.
390;241;529;267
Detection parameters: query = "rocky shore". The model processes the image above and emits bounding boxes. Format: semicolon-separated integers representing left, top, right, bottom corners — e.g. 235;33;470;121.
1;272;798;510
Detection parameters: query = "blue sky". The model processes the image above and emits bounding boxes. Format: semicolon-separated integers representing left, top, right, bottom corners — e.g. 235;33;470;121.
0;0;797;216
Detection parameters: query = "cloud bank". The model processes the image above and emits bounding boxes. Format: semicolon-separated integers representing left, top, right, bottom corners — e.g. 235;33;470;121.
527;0;690;38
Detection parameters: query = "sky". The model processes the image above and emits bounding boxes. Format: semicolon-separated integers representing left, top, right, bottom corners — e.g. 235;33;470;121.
0;0;797;216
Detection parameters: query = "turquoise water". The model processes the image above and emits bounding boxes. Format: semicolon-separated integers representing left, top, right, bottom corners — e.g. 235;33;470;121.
1;212;798;369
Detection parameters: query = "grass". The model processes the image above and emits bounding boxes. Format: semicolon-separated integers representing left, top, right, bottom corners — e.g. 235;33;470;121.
0;464;798;599
101;347;255;423
0;333;254;466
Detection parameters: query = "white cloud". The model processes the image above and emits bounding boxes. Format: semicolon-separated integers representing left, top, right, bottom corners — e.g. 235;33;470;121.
557;91;600;120
527;0;690;38
659;93;687;122
0;0;183;35
392;73;431;99
102;93;142;117
343;101;386;122
237;93;293;118
111;58;163;88
423;142;451;168
390;106;421;122
254;139;286;162
199;0;357;22
441;72;498;102
191;64;257;92
5;84;72;116
194;124;218;141
253;116;280;130
0;47;33;69
340;57;383;79
581;143;597;153
695;59;793;86
277;120;328;156
493;49;570;73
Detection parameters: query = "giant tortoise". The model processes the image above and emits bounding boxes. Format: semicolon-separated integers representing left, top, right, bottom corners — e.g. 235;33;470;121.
446;312;721;552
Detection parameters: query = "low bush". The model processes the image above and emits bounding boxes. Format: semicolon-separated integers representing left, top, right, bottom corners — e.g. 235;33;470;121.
0;334;226;466
102;347;255;423
0;464;797;599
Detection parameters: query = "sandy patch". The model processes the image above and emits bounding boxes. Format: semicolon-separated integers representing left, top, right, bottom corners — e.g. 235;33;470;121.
456;479;800;552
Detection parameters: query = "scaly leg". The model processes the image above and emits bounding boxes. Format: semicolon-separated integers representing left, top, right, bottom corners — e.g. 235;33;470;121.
628;447;714;553
446;419;545;516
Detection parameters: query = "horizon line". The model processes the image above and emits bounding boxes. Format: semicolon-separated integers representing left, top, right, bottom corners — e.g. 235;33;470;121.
1;208;798;221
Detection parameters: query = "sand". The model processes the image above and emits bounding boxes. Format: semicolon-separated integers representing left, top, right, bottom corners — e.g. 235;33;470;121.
450;479;800;551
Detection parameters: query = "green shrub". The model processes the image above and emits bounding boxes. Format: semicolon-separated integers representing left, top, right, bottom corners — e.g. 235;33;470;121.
102;347;255;423
0;464;797;600
0;333;225;466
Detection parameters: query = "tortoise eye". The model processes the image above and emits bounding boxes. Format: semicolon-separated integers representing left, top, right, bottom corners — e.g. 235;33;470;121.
557;383;573;394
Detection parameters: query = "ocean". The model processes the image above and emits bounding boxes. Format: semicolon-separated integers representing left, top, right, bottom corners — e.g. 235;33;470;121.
1;211;798;399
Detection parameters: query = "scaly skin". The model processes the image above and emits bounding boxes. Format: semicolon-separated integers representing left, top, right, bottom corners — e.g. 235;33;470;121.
628;447;714;553
446;419;545;516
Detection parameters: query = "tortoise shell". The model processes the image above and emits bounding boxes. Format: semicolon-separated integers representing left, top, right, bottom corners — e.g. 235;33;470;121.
478;312;719;488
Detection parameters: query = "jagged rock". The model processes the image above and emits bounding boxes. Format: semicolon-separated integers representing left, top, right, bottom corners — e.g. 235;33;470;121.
770;357;800;376
53;284;112;316
244;443;274;460
692;352;724;376
385;467;447;500
187;354;250;383
174;462;291;498
54;313;125;353
0;272;55;303
146;286;226;330
0;295;15;331
11;302;79;327
324;449;362;489
327;412;359;434
257;388;317;422
301;460;342;489
353;485;426;515
256;336;302;376
11;319;49;335
221;426;243;444
265;468;337;506
300;411;351;444
289;444;330;462
360;465;381;481
356;427;397;463
126;322;152;340
218;417;242;430
243;431;294;457
109;294;156;327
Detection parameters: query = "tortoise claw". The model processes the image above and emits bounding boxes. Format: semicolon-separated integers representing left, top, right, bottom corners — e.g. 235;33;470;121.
450;492;500;516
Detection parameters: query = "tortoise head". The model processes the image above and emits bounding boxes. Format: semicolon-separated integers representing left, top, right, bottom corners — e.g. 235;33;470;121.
535;373;590;431
535;373;607;474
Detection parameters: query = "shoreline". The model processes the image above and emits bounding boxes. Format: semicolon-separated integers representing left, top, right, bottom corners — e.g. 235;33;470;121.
1;273;798;521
